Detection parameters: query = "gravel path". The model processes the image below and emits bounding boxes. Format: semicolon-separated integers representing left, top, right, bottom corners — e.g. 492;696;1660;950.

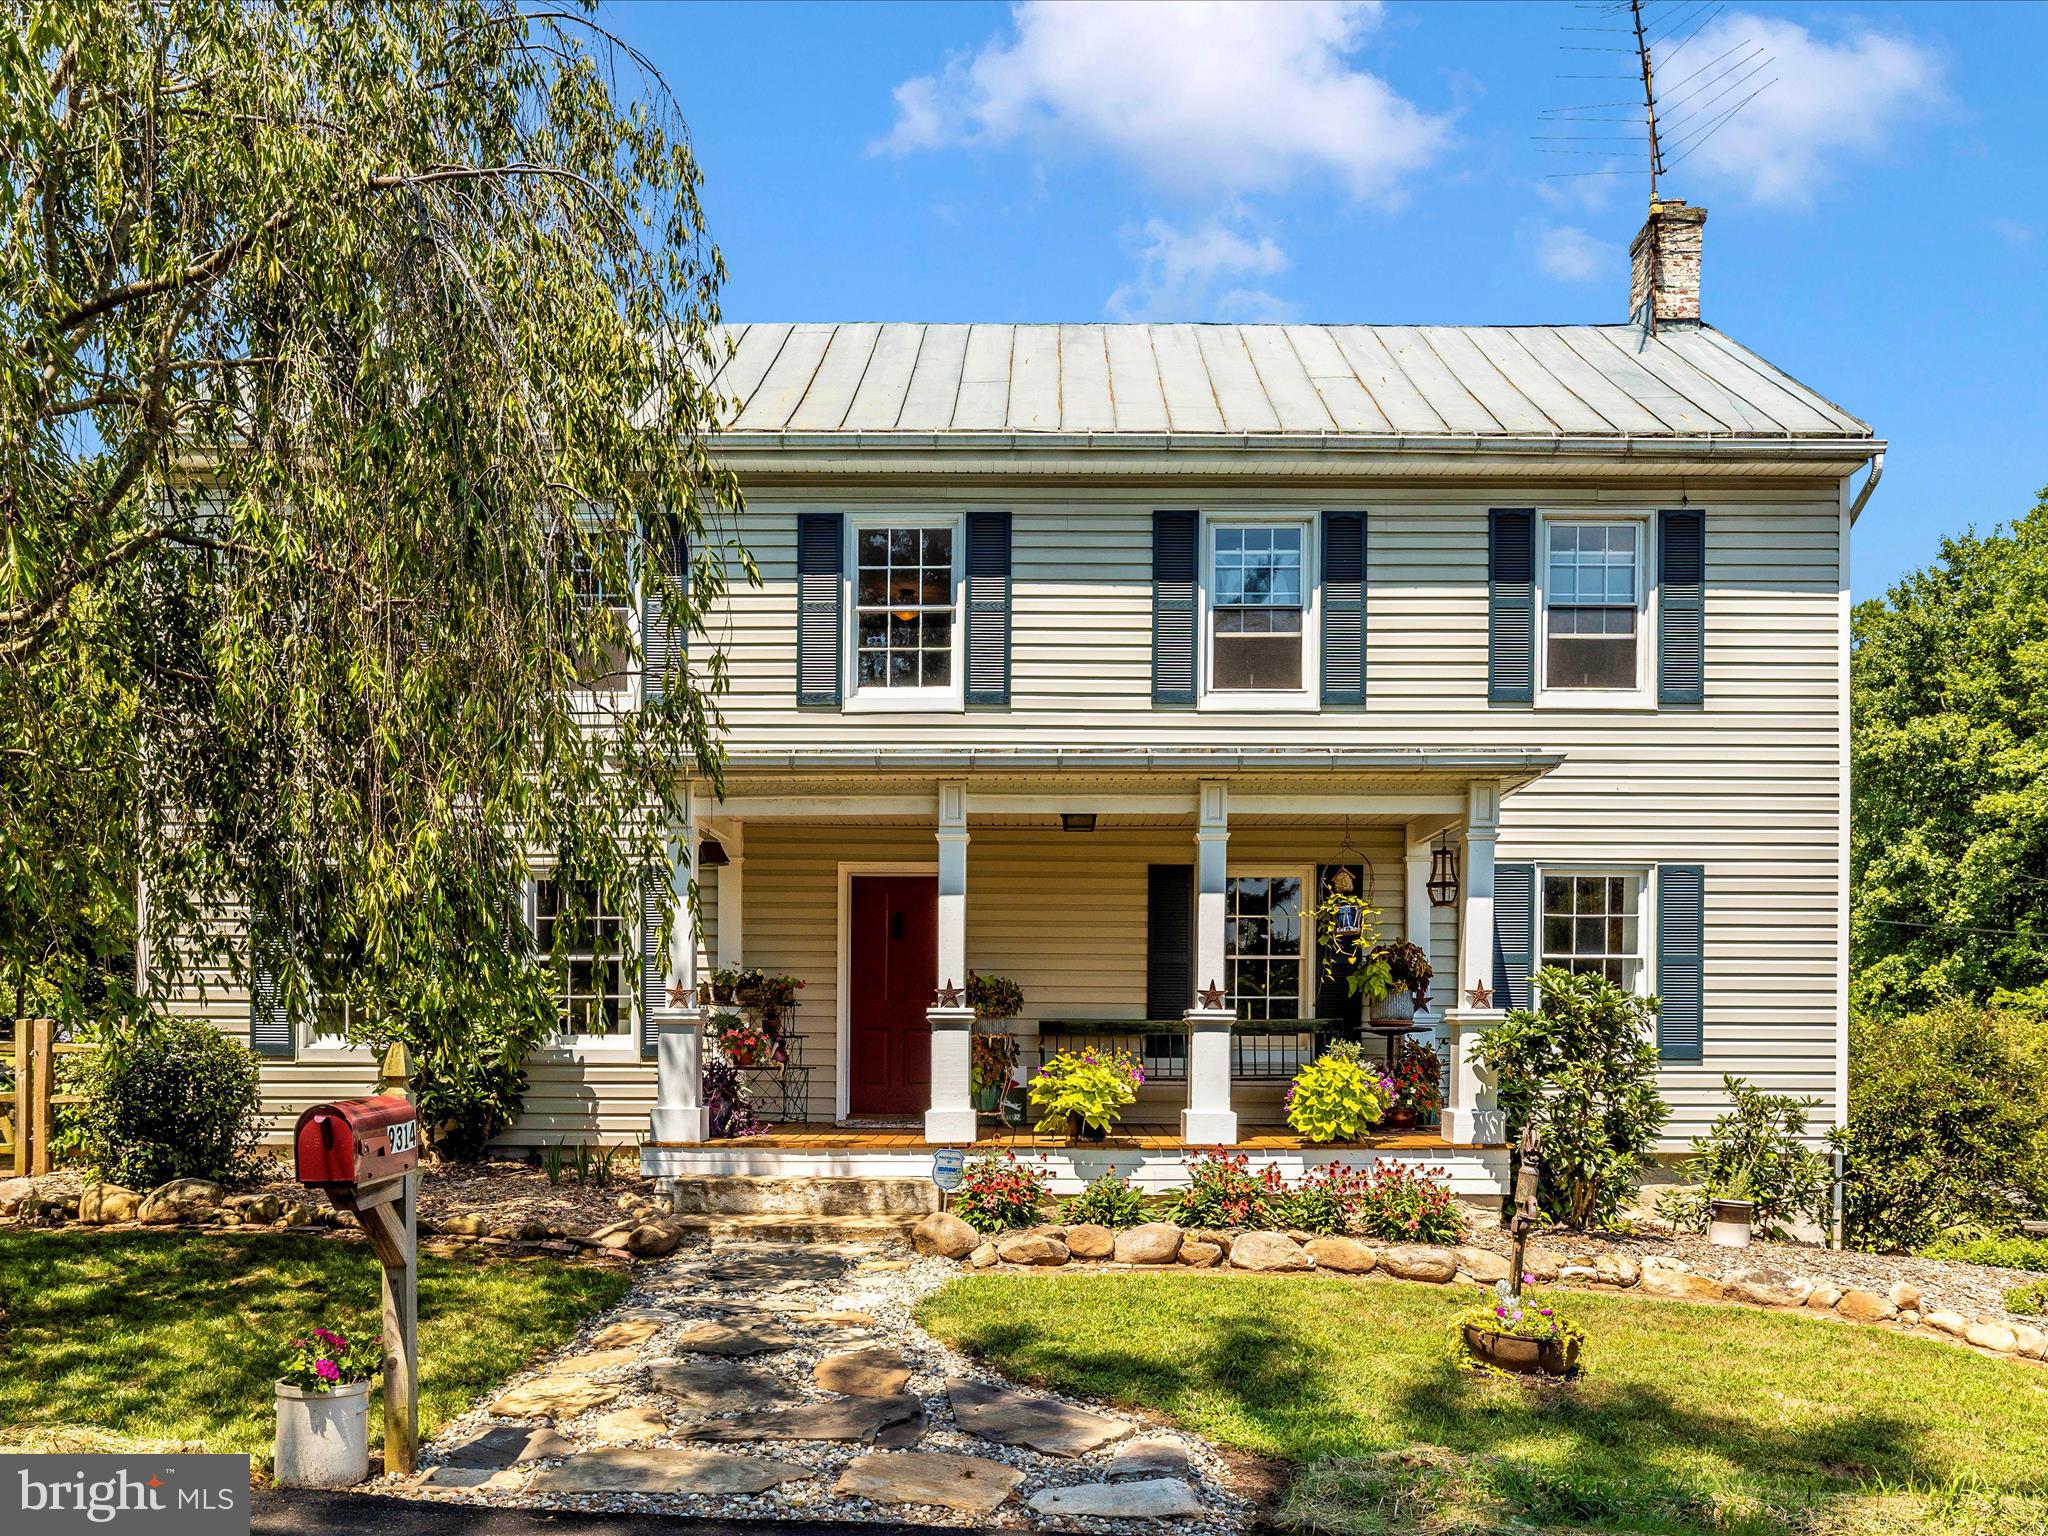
378;1238;1250;1534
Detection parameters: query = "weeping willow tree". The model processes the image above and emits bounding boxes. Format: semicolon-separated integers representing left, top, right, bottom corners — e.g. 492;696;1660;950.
2;1;746;1150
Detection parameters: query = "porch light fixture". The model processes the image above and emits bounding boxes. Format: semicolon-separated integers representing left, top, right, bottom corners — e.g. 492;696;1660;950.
1428;836;1459;907
697;836;729;868
1061;813;1097;833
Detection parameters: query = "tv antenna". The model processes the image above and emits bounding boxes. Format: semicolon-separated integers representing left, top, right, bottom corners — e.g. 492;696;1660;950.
1539;1;1776;204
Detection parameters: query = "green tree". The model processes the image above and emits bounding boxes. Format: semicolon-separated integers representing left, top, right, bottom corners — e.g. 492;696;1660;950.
2;2;743;1145
1851;493;2048;1014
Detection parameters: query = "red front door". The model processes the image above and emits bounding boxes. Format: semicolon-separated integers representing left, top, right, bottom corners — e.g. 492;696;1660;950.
848;875;937;1118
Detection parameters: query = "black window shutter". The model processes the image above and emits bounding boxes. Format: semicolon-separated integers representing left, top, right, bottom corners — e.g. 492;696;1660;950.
1658;509;1705;706
1491;862;1536;1011
965;510;1012;705
641;522;689;707
1151;510;1197;704
641;869;669;1060
1489;509;1535;704
248;944;293;1059
1656;864;1706;1061
796;512;843;706
1315;865;1366;1024
1320;511;1366;705
1145;864;1194;1020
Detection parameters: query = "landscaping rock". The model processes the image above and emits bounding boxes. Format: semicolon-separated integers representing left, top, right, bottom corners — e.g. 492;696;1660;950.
1640;1260;1726;1303
1305;1236;1376;1274
667;1319;797;1357
1807;1284;1844;1310
995;1232;1070;1266
551;1347;641;1375
139;1178;222;1224
1457;1247;1511;1284
1836;1289;1897;1324
946;1378;1132;1457
680;1393;924;1447
1726;1269;1812;1309
225;1192;279;1224
1178;1241;1223;1268
526;1448;805;1495
440;1424;573;1468
647;1359;796;1416
418;1465;527;1491
627;1223;682;1259
1593;1254;1640;1287
1113;1223;1183;1266
1521;1246;1564;1282
1065;1223;1116;1261
580;1406;669;1443
1889;1281;1923;1313
78;1182;142;1224
911;1211;979;1260
1230;1231;1313;1272
1965;1320;2019;1354
440;1213;491;1238
1186;1229;1233;1257
968;1243;998;1269
1028;1478;1205;1519
1380;1244;1459;1283
834;1451;1025;1513
814;1346;913;1398
488;1374;622;1420
588;1313;671;1350
1926;1309;1970;1337
2012;1323;2047;1360
1109;1438;1194;1480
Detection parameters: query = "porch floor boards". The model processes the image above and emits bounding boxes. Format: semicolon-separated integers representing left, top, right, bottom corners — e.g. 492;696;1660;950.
664;1121;1473;1153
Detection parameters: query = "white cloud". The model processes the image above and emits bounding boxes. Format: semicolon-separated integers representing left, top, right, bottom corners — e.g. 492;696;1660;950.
876;0;1450;204
1106;216;1292;320
1654;13;1941;206
1532;224;1619;286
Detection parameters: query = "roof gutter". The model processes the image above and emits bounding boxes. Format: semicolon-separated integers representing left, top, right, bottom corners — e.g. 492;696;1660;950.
711;429;1884;461
1846;446;1885;525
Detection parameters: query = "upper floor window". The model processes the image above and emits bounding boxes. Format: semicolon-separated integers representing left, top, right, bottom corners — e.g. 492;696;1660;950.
848;517;961;708
534;876;634;1046
1207;521;1310;697
1542;519;1644;694
572;546;635;694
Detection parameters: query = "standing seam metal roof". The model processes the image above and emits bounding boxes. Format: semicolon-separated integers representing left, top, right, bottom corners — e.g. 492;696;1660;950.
703;322;1869;441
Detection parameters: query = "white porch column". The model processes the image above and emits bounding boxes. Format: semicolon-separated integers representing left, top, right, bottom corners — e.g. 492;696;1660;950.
711;820;744;971
1442;780;1505;1146
925;780;977;1144
1404;826;1434;1007
650;784;710;1144
1182;780;1238;1145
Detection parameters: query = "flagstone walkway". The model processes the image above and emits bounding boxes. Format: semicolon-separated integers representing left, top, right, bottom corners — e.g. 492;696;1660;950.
382;1239;1246;1532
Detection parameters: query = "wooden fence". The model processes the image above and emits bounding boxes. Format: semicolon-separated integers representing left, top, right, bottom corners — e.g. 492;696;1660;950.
2;1019;96;1177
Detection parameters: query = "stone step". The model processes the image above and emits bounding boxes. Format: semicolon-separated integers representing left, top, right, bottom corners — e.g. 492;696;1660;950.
670;1212;924;1244
664;1176;940;1218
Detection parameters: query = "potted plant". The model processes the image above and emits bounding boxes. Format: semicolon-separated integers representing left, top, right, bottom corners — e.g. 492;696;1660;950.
1384;1038;1444;1130
705;966;805;1024
1365;940;1434;1020
709;1010;780;1068
1029;1046;1144;1141
1707;1169;1755;1248
275;1323;382;1487
971;1031;1020;1114
967;972;1024;1023
1284;1042;1391;1144
1456;1281;1584;1378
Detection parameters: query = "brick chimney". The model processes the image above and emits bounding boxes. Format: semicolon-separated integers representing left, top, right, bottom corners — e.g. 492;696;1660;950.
1629;199;1706;327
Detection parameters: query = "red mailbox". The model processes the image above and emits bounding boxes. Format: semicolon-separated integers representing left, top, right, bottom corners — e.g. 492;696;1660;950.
295;1095;420;1193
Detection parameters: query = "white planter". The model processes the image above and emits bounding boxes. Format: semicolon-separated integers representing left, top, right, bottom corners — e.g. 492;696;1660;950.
275;1379;370;1487
1707;1198;1754;1249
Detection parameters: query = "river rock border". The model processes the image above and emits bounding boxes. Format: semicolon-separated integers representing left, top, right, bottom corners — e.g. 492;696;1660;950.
914;1212;2048;1367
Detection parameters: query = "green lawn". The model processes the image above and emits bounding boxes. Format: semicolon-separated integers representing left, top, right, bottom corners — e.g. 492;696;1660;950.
918;1273;2048;1536
0;1230;629;1468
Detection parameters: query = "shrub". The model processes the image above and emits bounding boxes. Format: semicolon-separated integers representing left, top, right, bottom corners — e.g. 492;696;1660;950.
1029;1047;1143;1137
1655;1076;1831;1239
79;1016;264;1188
1175;1150;1286;1229
704;1060;765;1140
1064;1171;1146;1228
1920;1234;2048;1273
952;1150;1050;1232
2004;1278;2048;1317
1285;1047;1390;1143
1833;1003;2048;1253
1352;1160;1466;1245
1276;1164;1368;1235
1470;967;1667;1229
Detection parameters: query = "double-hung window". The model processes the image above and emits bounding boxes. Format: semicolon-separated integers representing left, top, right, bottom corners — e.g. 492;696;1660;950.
1210;524;1306;692
1542;519;1644;694
849;519;960;705
571;546;635;694
1224;873;1306;1020
534;877;634;1045
1539;872;1643;990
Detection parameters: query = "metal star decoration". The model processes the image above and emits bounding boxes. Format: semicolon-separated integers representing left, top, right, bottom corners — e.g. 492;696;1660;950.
666;981;696;1010
935;981;963;1008
1198;981;1227;1010
1465;980;1493;1008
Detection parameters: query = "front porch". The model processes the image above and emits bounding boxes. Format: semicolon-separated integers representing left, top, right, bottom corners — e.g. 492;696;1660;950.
639;748;1556;1188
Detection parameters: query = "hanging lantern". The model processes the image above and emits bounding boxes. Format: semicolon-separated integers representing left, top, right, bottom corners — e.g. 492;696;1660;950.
1428;836;1460;907
1330;866;1356;895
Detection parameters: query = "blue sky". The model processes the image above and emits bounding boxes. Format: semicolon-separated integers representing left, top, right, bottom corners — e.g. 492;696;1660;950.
602;0;2046;601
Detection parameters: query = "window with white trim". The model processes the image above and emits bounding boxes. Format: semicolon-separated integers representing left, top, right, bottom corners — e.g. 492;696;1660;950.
1225;873;1306;1020
571;546;635;693
1210;524;1305;691
1540;872;1643;989
851;523;959;698
534;877;634;1043
1542;520;1642;691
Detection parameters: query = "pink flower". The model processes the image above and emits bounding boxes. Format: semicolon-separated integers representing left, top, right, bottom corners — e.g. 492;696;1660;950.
316;1359;340;1382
